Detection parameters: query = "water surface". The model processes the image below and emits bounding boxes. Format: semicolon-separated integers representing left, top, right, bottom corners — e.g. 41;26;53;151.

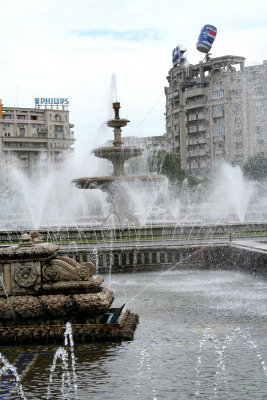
1;269;267;399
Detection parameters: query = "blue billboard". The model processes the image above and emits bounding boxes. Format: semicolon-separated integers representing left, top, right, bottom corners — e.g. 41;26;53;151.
172;46;180;65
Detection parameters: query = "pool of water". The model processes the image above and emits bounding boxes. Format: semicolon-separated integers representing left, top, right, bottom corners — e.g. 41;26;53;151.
1;269;267;399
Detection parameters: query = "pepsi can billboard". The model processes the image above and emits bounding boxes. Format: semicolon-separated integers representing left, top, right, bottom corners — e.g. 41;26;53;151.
196;25;217;53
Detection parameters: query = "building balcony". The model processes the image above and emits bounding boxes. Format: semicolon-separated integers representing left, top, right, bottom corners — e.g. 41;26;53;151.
212;111;224;118
3;143;48;152
188;150;199;157
188;113;206;121
186;138;198;145
188;126;197;133
213;136;225;142
214;149;224;155
3;137;48;143
37;128;48;133
189;163;198;169
188;149;206;157
197;124;208;131
55;133;65;139
197;137;207;144
184;88;206;98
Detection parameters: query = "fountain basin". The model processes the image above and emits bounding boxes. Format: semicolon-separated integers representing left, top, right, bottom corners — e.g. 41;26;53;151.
107;118;130;128
93;145;143;162
72;174;165;189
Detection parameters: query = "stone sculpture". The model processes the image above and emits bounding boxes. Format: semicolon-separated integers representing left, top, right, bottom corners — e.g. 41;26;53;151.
0;231;138;344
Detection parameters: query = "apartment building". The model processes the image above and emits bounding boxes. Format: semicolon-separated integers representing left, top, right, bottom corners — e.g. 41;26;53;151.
165;55;267;178
120;134;166;151
0;102;75;177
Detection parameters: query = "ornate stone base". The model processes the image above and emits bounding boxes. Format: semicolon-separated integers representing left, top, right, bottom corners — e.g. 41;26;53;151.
0;234;139;344
0;309;139;344
0;287;114;321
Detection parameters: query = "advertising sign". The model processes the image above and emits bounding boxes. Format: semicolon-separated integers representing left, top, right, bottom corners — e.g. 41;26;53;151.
196;25;217;53
35;98;69;107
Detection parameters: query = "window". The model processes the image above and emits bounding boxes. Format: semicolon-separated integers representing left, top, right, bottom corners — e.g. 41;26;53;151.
215;81;223;89
257;139;264;146
173;112;179;119
235;142;243;149
231;90;241;98
213;127;225;136
215;117;225;125
54;114;61;122
233;103;241;112
234;129;242;136
212;90;224;99
256;114;265;122
256;126;263;134
54;125;64;133
255;100;263;107
255;87;263;95
212;104;224;112
235;117;241;123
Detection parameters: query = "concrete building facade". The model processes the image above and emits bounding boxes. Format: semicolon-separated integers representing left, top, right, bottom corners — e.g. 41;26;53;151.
165;56;267;178
106;134;166;151
0;103;75;178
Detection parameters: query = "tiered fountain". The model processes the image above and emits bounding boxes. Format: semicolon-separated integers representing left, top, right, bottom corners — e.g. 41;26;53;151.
72;102;164;223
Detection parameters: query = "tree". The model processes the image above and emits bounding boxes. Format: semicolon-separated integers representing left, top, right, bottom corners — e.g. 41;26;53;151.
147;149;199;186
243;155;267;181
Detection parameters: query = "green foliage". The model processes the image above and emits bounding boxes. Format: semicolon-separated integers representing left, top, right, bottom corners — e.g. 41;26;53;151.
148;149;199;187
243;155;267;181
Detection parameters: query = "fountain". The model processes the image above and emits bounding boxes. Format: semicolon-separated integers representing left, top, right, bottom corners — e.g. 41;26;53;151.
0;231;138;344
72;101;165;224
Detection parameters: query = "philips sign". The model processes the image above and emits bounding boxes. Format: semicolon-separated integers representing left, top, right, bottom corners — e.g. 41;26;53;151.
35;98;69;107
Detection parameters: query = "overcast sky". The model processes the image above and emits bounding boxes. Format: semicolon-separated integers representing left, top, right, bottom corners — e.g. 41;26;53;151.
1;0;267;158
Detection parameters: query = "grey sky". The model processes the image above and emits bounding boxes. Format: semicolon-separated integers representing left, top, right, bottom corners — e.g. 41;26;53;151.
0;0;266;157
